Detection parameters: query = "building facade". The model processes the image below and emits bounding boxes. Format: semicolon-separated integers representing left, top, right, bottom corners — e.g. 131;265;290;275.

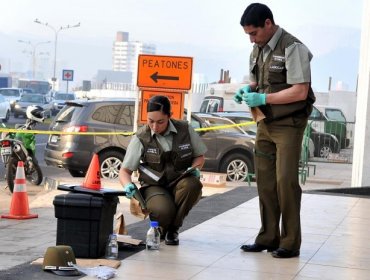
112;31;156;83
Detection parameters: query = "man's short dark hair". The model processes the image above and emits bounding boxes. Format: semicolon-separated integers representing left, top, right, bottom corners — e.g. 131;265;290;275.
147;95;171;116
240;3;275;27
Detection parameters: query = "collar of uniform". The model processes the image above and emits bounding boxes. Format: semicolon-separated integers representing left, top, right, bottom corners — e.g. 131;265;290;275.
265;26;282;52
150;119;178;137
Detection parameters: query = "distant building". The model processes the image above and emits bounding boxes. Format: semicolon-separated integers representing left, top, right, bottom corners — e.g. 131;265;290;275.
112;31;156;83
95;69;132;89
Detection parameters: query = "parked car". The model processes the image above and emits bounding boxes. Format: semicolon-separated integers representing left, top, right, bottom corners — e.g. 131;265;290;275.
0;88;23;112
51;92;76;115
44;99;136;178
310;127;340;158
44;99;255;182
309;105;349;149
13;93;52;118
0;94;11;122
189;112;255;182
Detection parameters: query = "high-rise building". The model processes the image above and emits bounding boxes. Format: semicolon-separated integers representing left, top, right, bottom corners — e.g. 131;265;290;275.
112;31;156;83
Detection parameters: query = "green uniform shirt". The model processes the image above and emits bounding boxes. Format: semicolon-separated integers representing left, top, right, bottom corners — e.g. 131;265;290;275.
122;119;207;171
249;27;313;85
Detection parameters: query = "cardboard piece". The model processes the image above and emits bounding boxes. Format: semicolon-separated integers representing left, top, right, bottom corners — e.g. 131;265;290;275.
200;172;227;187
116;234;142;246
31;258;121;269
250;107;266;122
114;212;127;235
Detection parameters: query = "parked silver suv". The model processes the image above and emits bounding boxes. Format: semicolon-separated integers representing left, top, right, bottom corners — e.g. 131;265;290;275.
44;99;135;178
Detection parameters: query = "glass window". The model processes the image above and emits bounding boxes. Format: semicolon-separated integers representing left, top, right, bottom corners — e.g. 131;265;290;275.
55;93;75;100
0;89;20;97
20;95;43;103
92;105;121;124
325;109;346;122
310;107;322;120
117;105;134;126
199;100;209;113
203;117;243;134
55;106;78;123
208;100;220;112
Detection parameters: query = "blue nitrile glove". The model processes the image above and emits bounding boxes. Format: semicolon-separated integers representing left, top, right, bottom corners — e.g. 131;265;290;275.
187;167;201;179
243;92;266;107
233;85;252;104
123;182;137;199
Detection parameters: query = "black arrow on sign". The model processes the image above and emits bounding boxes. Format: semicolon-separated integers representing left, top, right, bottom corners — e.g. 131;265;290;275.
150;72;179;83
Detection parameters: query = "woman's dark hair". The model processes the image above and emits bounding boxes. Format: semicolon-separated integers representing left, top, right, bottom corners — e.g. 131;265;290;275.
147;95;171;117
240;3;274;27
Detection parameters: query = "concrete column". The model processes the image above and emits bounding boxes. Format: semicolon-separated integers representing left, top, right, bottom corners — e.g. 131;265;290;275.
351;0;370;187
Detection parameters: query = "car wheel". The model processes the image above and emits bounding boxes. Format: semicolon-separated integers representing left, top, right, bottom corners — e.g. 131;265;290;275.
220;153;253;182
318;142;333;158
68;169;86;177
99;150;124;179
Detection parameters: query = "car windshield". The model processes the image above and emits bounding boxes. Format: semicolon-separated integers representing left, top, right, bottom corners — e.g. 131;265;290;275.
20;95;43;103
55;93;75;100
325;109;346;122
22;88;34;94
0;89;20;97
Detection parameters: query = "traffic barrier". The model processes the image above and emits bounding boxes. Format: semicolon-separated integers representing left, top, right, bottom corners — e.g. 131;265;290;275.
82;154;101;190
1;161;38;219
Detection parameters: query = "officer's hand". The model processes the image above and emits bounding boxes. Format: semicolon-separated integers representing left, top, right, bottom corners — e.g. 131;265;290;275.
242;92;266;107
233;85;252;104
187;167;201;179
123;183;137;199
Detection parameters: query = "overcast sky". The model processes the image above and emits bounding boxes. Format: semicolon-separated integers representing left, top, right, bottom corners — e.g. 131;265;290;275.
0;0;364;91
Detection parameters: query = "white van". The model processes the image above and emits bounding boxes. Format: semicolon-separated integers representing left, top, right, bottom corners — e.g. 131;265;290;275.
199;83;249;113
0;88;23;112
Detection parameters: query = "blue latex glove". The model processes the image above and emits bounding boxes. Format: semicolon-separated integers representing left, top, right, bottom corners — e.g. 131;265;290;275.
243;92;266;107
233;85;252;104
187;167;201;179
123;182;137;199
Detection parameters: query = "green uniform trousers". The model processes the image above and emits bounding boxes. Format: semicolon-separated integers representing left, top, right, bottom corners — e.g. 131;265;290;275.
141;176;202;233
254;116;307;251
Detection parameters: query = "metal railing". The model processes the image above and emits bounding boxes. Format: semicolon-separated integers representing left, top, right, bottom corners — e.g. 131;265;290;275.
309;121;355;164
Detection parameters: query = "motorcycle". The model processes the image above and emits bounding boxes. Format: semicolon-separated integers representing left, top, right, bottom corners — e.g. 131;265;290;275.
0;107;44;193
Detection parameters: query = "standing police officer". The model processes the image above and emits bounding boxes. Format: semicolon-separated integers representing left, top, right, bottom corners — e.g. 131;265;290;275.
235;3;315;258
119;95;207;246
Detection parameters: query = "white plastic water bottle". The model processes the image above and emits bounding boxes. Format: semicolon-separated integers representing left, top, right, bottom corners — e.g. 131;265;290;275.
146;221;160;250
105;233;119;259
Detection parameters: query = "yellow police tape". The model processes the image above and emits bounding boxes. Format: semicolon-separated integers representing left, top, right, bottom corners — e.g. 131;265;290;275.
0;121;255;136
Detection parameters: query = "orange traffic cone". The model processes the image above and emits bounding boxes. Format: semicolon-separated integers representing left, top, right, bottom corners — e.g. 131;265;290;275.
82;154;101;190
1;161;38;219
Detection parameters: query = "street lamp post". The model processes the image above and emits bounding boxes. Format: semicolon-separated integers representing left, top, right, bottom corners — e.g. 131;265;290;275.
18;40;51;79
33;19;80;91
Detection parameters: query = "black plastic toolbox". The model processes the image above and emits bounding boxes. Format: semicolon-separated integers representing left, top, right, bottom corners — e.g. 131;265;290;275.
53;192;118;258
